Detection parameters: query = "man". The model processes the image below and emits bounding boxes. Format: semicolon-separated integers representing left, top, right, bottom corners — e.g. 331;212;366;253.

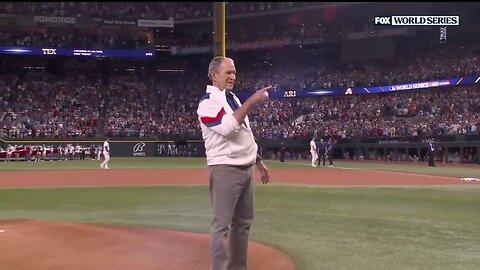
25;144;32;162
316;138;325;167
80;145;86;160
280;140;286;162
68;144;74;160
75;143;81;160
96;144;102;160
197;56;271;270
42;144;47;161
35;146;42;162
90;145;96;160
63;144;69;161
100;138;110;169
428;138;435;167
324;138;335;167
14;145;20;162
310;136;318;167
6;144;13;162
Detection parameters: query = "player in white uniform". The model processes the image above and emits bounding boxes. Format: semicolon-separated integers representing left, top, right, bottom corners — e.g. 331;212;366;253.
63;144;69;161
68;144;74;160
75;144;81;160
6;145;13;162
42;144;47;161
96;145;102;160
100;138;110;169
310;137;318;167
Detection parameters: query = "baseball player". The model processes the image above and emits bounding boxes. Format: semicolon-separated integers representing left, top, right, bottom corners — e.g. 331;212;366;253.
6;144;13;162
57;145;63;161
14;145;20;162
428;138;436;167
96;145;102;160
100;138;110;169
310;136;318;167
63;144;69;161
75;144;81;160
68;144;74;160
42;144;47;161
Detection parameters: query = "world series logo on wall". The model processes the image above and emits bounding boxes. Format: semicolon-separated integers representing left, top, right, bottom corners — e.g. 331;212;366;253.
132;142;146;157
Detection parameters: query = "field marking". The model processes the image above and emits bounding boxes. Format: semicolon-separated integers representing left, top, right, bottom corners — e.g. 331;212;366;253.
273;161;461;180
266;183;480;190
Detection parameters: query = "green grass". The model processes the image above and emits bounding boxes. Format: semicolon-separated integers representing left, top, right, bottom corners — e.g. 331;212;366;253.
279;159;480;178
0;186;479;270
1;157;480;269
1;157;478;178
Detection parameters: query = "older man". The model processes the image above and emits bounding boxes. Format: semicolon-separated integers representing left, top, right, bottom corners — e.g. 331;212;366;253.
197;56;271;270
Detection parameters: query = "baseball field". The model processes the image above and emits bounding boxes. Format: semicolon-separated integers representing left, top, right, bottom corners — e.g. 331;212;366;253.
1;157;479;270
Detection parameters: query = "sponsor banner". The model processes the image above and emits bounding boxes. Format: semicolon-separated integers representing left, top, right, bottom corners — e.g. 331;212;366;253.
157;142;205;157
230;37;292;51
138;19;173;28
0;14;17;26
293;37;324;46
0;46;154;58
16;15;96;28
109;142;157;157
132;142;146;157
234;75;480;100
171;45;212;55
34;15;76;25
348;27;411;40
172;36;327;55
103;19;137;26
377;140;413;144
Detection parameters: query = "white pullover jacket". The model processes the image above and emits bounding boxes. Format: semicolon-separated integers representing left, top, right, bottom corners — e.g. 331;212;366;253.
197;85;257;166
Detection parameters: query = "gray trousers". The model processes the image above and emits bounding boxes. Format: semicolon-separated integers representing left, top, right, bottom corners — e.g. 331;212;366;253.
209;164;255;270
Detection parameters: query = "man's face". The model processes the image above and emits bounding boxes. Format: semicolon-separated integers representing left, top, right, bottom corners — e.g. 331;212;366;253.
213;58;236;91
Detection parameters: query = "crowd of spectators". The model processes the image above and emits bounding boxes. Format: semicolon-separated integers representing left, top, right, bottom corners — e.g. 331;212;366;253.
248;86;479;140
0;2;331;20
177;21;329;47
234;45;480;91
152;73;204;138
0;72;160;139
0;72;101;138
1;45;479;140
0;31;150;50
103;75;158;138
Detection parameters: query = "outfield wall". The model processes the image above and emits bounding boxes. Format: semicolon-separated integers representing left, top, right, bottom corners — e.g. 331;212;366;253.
1;137;479;164
0;139;205;160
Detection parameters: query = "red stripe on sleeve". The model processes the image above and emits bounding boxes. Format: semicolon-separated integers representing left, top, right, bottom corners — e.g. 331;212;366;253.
201;107;226;125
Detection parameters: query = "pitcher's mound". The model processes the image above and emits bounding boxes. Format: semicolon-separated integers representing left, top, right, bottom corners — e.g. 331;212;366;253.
0;219;295;270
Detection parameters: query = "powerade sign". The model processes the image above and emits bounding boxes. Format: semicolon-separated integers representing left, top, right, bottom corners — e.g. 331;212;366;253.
34;16;76;25
0;46;154;58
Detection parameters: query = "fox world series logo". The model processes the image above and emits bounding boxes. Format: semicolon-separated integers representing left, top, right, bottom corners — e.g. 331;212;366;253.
374;15;459;26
